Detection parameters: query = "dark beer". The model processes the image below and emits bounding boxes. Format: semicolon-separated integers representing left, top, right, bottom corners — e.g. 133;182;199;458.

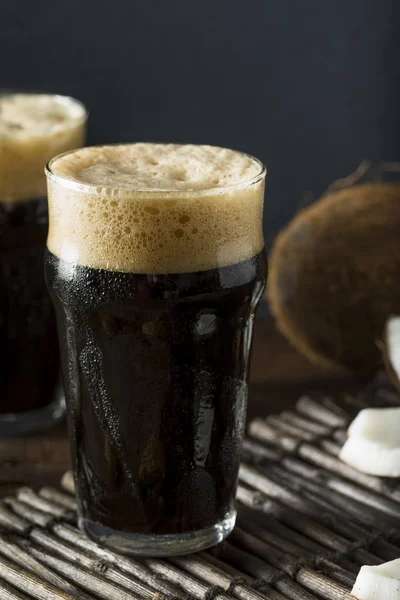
45;249;266;535
46;143;266;555
0;92;86;430
0;198;59;413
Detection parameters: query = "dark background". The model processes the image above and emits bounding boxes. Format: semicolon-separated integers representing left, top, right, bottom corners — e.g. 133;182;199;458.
2;0;400;244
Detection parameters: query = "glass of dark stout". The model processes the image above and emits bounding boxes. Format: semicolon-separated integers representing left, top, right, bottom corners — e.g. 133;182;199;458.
45;143;267;556
0;91;87;435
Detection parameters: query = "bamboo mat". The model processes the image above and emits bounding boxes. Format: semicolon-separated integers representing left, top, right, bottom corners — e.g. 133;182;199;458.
1;373;400;599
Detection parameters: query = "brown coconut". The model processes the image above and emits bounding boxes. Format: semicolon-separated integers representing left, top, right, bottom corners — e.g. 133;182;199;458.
268;182;400;374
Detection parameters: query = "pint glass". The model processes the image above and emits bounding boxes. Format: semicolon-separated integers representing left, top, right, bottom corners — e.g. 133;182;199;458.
45;143;267;556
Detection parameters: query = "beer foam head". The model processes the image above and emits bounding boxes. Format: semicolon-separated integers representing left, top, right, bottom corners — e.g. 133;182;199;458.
51;143;263;191
47;143;266;274
0;93;87;203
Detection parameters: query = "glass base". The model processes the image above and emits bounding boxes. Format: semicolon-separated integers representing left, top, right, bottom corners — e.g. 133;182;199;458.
0;392;66;437
80;509;236;557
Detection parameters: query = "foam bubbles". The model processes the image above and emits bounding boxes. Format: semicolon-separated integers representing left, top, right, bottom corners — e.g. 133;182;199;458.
47;143;265;274
49;144;262;192
0;93;86;203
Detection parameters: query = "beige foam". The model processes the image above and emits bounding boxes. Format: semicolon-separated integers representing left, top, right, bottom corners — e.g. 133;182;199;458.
0;93;86;203
47;143;265;274
51;143;263;191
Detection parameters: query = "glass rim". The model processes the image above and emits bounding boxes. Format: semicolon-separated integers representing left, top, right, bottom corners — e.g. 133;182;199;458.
45;143;267;198
0;88;88;132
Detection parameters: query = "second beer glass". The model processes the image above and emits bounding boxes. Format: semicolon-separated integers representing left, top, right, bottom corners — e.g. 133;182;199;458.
0;91;86;434
45;143;267;556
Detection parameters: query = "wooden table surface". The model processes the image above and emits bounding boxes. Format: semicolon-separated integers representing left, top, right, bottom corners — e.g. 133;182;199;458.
0;318;366;498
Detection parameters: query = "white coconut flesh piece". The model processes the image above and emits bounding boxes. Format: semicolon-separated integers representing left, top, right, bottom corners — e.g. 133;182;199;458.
387;316;400;382
351;559;400;599
339;407;400;477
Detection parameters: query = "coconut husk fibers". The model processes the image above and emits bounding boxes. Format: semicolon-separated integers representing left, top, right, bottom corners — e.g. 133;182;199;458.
268;183;400;374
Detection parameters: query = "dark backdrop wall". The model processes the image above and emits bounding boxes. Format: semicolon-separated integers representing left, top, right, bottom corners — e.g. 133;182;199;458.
2;0;400;246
